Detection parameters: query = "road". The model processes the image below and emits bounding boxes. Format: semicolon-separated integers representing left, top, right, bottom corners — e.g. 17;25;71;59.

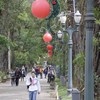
0;76;56;100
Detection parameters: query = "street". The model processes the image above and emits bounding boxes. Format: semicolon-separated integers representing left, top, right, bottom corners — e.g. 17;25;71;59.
0;77;56;100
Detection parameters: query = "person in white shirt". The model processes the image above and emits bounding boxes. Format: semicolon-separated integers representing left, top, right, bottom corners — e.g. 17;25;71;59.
26;72;41;100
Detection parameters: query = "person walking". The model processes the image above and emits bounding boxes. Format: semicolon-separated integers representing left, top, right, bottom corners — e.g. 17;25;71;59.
20;69;25;81
15;67;21;86
43;68;48;78
39;67;43;79
9;69;15;86
26;72;41;100
35;67;39;78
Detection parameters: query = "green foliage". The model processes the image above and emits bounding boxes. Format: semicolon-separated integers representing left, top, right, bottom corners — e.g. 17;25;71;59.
0;0;48;66
94;7;100;24
94;72;100;97
94;73;100;86
93;36;99;46
0;71;5;78
95;19;100;24
0;34;15;47
14;51;29;67
55;78;71;100
18;11;29;21
73;52;85;67
0;0;4;10
0;35;9;46
73;52;85;88
0;71;7;82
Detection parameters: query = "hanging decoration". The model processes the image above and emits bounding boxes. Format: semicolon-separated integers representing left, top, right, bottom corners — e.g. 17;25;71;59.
47;44;53;50
48;50;53;56
31;0;51;18
43;32;52;42
52;0;57;5
47;0;60;19
46;0;60;35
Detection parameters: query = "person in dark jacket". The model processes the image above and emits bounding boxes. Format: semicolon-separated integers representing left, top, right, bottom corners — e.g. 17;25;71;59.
43;68;48;78
48;71;55;83
15;67;21;86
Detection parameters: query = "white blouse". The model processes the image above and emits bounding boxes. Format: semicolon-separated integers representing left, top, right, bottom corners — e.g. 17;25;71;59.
26;77;41;92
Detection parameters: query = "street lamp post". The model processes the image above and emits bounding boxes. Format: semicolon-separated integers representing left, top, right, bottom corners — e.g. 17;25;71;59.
59;10;81;94
57;30;66;76
84;0;95;100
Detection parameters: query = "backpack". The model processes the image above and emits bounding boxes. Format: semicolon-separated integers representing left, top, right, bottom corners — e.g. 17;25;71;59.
27;78;32;89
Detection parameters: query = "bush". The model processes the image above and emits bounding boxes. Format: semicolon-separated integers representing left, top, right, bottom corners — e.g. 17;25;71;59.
55;78;71;100
0;71;8;82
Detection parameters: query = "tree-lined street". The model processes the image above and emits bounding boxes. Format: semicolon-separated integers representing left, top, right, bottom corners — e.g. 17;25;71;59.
0;0;100;100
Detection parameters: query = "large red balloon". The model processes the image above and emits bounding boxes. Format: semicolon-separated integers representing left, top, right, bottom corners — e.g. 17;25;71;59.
47;44;53;50
43;32;52;42
31;0;51;18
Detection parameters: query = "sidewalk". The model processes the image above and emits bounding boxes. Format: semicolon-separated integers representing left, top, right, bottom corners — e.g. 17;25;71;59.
0;76;56;100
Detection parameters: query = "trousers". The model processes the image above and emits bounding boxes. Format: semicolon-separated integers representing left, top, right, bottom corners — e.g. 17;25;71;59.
29;90;37;100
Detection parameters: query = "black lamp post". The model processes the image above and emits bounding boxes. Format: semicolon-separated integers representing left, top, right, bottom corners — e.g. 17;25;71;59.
84;0;95;100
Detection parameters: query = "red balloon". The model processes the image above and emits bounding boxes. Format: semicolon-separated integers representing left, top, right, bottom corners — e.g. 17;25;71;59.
31;0;51;18
47;44;53;50
43;32;52;42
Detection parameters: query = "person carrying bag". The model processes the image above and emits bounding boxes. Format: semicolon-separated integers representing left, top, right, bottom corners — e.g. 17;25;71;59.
26;72;41;100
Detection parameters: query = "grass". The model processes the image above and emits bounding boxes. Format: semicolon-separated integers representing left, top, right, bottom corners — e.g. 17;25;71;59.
55;78;72;100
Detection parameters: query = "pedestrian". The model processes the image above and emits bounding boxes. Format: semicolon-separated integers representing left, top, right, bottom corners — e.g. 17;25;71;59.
43;68;48;78
22;65;25;71
47;71;55;83
26;72;41;100
39;67;43;79
35;67;39;78
9;69;15;86
32;67;35;73
20;69;25;81
25;65;28;75
15;67;21;86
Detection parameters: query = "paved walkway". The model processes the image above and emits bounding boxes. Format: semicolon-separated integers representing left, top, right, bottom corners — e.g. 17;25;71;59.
0;76;56;100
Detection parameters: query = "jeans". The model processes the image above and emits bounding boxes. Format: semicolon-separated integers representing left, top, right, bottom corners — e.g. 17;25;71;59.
29;91;37;100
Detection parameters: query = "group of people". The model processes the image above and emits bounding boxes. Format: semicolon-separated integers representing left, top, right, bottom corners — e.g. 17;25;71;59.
32;65;55;83
9;64;55;100
26;65;55;100
10;65;27;86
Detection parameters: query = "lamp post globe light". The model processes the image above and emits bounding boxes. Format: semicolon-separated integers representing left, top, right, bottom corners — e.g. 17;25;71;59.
60;10;81;24
74;10;81;24
59;15;67;24
59;10;81;94
57;30;63;39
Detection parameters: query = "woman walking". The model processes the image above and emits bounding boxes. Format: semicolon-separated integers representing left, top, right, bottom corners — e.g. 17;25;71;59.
26;72;41;100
